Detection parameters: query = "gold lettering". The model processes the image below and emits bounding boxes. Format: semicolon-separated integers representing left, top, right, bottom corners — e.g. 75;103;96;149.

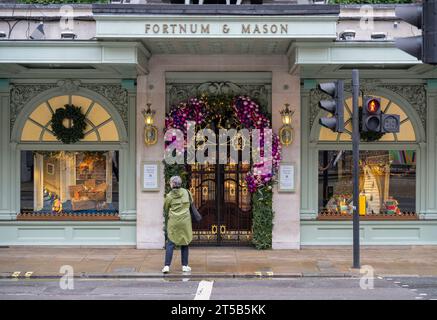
241;24;251;34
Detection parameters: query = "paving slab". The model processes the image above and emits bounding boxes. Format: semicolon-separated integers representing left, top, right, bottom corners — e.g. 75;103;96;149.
1;246;437;278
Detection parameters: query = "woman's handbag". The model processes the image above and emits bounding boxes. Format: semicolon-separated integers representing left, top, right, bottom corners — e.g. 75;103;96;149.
187;189;202;222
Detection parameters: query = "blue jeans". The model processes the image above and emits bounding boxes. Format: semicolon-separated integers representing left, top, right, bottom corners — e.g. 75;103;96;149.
165;240;189;267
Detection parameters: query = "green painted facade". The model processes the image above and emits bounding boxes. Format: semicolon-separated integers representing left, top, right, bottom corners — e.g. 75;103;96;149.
0;3;437;247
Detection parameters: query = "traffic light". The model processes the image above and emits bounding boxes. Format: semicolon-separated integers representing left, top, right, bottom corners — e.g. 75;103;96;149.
381;114;401;133
395;0;437;65
318;80;344;133
362;97;381;132
362;97;400;134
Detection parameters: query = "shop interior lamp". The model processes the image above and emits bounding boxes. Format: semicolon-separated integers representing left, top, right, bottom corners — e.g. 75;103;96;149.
279;103;294;146
142;103;158;145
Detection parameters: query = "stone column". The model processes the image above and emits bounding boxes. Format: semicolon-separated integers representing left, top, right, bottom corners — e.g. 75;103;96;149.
136;72;166;249
0;79;15;220
425;81;437;219
271;68;301;249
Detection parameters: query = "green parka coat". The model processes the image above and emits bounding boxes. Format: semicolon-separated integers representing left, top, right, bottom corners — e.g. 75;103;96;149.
164;188;193;246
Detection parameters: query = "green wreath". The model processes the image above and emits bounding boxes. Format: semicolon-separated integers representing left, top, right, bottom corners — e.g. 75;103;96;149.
51;104;87;144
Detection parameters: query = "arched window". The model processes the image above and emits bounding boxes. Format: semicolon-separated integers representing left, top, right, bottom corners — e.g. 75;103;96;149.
316;94;419;220
319;96;416;142
21;95;120;142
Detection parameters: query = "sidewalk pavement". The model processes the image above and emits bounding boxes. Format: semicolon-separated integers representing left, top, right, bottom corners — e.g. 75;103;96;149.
1;246;437;279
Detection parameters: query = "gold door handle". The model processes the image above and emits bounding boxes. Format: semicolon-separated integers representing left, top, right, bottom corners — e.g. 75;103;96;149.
211;225;218;235
220;225;226;234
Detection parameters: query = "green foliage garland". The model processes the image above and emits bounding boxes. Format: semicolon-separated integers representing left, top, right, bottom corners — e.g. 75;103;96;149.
51;104;86;144
252;182;274;249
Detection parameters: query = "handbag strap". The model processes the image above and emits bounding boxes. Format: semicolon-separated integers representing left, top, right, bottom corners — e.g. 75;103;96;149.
185;188;193;204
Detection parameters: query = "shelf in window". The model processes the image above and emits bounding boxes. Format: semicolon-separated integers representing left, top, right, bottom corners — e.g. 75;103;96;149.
318;211;418;221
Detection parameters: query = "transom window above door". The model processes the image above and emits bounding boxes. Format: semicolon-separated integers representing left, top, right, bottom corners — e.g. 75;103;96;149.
319;96;416;142
21;95;120;142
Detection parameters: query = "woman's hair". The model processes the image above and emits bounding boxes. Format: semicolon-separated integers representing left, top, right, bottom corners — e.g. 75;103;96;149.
169;176;182;189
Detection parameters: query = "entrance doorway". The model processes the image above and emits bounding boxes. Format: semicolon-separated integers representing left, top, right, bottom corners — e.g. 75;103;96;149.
189;162;252;246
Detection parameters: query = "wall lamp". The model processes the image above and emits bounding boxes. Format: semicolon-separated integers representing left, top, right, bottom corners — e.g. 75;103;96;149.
279;103;294;146
142;103;158;145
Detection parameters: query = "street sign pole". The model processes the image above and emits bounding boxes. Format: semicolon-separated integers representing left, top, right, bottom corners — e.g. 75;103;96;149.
352;69;360;269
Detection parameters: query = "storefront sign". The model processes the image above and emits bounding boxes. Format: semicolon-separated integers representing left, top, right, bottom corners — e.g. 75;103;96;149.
141;161;160;192
95;16;338;39
144;23;290;36
278;163;296;193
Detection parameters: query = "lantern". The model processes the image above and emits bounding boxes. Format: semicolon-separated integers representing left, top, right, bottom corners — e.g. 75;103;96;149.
279;103;295;146
142;103;158;145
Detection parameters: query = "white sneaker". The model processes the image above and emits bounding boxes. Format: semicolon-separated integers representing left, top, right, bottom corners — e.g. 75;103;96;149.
182;265;191;273
162;266;170;274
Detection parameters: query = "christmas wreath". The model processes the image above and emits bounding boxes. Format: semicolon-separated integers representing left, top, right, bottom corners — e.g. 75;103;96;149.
51;104;87;144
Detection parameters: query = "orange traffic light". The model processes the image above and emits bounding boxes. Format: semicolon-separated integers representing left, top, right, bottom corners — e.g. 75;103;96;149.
366;99;380;113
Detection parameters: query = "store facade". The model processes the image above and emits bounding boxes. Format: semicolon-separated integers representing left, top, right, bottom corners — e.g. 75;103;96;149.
1;3;437;248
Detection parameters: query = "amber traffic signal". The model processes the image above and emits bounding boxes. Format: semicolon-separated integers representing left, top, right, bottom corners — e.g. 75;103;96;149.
362;97;382;132
362;97;400;134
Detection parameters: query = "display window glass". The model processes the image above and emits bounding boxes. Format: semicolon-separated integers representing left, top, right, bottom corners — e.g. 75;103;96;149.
318;150;416;220
20;151;119;220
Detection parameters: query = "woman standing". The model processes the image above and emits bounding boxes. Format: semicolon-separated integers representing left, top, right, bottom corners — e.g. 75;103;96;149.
162;176;193;273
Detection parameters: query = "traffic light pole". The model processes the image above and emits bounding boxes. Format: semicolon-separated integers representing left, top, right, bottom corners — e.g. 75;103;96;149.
352;69;360;269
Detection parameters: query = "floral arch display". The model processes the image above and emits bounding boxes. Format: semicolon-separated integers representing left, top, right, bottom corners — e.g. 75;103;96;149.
17;94;124;221
164;95;281;249
313;94;421;221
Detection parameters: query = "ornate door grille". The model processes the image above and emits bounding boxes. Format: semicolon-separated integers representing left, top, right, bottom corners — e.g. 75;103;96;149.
189;162;252;246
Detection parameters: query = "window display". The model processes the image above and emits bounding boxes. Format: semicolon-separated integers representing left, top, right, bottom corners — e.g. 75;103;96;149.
318;150;416;220
20;151;119;220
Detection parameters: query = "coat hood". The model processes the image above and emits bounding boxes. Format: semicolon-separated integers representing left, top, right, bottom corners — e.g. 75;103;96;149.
170;188;185;198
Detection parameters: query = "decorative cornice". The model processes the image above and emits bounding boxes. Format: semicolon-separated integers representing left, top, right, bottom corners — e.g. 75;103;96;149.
10;84;55;132
166;81;272;112
83;84;129;128
10;81;129;133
